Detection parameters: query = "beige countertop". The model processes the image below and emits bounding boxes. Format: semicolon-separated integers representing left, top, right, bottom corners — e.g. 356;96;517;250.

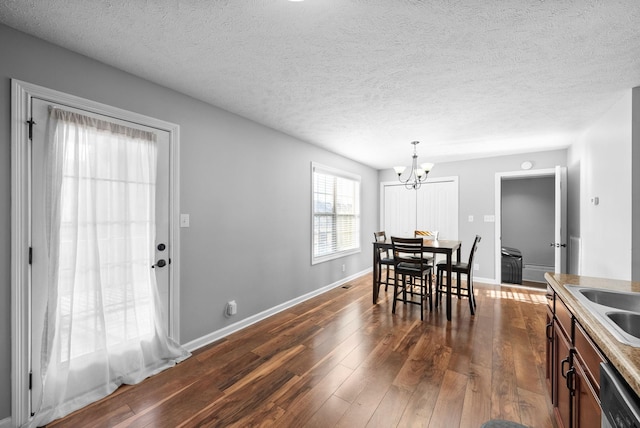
545;272;640;397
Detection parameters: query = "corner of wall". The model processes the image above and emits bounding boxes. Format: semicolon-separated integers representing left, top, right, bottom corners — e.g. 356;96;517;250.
632;87;640;281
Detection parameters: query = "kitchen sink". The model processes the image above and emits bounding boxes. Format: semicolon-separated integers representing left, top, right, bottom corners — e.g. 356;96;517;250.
580;288;640;313
565;285;640;347
607;312;640;338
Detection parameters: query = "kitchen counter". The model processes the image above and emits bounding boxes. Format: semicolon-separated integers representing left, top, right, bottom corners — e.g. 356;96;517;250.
545;272;640;397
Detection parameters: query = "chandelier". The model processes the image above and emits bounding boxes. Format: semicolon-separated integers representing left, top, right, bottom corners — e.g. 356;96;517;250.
393;141;434;190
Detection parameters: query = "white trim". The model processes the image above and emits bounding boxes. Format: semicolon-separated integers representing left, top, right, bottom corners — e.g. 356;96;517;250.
473;276;498;285
10;79;182;426
182;268;371;352
494;168;556;285
11;79;31;428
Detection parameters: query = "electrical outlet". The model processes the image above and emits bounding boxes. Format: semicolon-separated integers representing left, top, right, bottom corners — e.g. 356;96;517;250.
342;264;346;272
468;215;474;222
474;263;479;271
226;300;237;316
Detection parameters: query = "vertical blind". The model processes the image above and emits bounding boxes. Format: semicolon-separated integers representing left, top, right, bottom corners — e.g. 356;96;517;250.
312;163;361;264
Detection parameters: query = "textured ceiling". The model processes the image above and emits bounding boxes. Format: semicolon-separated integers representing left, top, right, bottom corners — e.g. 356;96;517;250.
2;0;640;169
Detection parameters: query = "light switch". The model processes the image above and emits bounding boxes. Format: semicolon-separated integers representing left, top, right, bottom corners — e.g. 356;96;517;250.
468;215;474;222
484;215;495;223
180;214;190;228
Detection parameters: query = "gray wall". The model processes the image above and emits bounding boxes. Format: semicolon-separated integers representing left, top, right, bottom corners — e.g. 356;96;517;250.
379;150;568;280
0;24;378;420
501;177;555;267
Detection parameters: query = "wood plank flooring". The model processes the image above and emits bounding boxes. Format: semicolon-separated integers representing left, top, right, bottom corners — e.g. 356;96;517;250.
46;273;555;428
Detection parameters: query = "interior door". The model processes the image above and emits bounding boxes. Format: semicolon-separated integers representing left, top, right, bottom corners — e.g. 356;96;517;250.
382;179;459;240
383;184;416;237
554;165;568;273
29;97;171;413
416;180;459;240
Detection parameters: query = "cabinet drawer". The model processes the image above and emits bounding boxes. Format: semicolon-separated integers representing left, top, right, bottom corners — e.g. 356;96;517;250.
574;321;605;393
555;297;572;340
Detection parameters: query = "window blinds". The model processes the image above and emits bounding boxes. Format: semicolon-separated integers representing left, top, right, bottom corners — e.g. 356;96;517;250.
312;163;361;264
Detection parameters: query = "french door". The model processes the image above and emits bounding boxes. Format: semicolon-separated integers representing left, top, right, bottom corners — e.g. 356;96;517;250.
29;98;172;414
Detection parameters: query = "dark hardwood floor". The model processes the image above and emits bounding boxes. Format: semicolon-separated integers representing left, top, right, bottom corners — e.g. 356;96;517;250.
46;273;554;428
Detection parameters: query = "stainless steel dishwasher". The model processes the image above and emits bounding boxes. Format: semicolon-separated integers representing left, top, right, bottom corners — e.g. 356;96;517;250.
601;362;640;427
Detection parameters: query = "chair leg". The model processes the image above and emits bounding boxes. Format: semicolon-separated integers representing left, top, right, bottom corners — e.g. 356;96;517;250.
402;274;408;304
469;276;477;315
427;270;433;311
468;278;475;316
437;269;444;306
385;266;391;291
392;272;399;314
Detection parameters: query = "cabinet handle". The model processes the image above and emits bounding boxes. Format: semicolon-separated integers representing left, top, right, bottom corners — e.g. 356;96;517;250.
566;367;576;396
561;357;570;378
545;322;553;341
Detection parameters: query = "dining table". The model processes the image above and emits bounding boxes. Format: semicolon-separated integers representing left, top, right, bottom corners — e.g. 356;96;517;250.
372;238;462;321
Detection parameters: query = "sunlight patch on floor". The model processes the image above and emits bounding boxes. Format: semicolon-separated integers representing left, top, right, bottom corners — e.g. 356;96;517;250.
484;288;547;304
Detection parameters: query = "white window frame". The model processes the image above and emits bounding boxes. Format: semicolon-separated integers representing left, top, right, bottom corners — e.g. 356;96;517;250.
311;162;361;265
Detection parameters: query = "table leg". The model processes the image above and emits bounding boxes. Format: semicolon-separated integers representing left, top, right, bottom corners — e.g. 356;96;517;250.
456;246;462;298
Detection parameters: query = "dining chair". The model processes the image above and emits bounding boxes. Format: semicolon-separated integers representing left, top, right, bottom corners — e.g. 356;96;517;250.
414;230;439;240
373;231;394;293
413;230;437;263
436;235;481;315
391;237;433;320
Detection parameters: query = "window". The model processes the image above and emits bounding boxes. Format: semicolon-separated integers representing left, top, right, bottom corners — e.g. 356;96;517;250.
312;162;361;264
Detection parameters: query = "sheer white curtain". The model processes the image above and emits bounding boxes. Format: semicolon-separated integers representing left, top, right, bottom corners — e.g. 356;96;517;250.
29;107;190;427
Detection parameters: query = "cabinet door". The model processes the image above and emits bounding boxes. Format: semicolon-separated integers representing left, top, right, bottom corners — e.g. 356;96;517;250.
573;359;601;428
554;322;572;428
546;307;554;403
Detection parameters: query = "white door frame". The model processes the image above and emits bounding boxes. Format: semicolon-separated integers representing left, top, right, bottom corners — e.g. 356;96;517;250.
11;79;182;426
494;167;566;284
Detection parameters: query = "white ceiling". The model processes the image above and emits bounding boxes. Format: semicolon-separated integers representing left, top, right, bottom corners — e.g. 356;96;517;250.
2;0;640;169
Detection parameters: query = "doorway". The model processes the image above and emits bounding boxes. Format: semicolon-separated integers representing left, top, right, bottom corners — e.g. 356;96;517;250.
494;166;567;286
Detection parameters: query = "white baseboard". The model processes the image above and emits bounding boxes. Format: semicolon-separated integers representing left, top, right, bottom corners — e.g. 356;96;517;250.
183;268;372;352
0;416;12;428
474;276;498;285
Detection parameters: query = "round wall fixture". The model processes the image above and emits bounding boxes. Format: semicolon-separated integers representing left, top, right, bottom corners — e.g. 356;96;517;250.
521;161;533;170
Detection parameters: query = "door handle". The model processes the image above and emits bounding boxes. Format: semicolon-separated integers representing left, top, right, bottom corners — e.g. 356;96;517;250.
566;367;576;395
152;259;167;268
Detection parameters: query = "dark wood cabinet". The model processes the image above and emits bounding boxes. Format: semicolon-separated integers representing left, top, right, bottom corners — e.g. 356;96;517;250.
546;289;604;428
573;357;601;428
545;306;554;398
553;313;572;428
